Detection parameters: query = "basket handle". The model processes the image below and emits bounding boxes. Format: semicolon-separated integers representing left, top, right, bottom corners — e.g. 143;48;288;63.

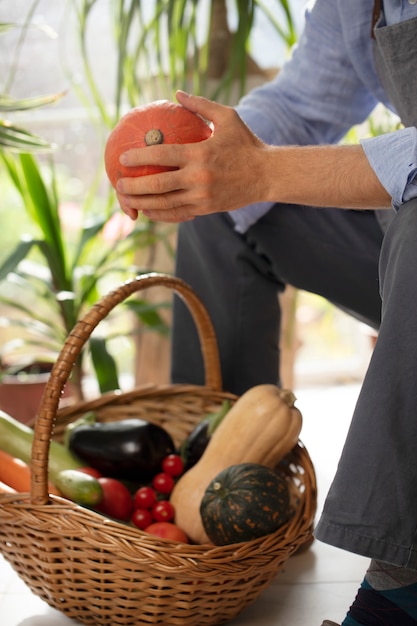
30;272;222;505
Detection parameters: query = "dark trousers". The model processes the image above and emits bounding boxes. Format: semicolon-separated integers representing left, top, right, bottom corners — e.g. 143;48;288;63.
172;204;383;395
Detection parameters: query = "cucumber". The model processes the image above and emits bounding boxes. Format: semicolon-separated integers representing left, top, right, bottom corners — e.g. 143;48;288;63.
55;469;103;506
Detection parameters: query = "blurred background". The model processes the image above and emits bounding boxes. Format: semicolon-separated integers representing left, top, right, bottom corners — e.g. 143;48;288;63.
0;1;390;418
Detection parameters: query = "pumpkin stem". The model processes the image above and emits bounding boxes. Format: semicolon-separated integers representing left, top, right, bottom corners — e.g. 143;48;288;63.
145;129;164;146
279;389;297;407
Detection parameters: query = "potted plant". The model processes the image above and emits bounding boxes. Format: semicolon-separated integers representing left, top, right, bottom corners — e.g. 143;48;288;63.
0;11;174;421
0;29;74;422
0;150;171;410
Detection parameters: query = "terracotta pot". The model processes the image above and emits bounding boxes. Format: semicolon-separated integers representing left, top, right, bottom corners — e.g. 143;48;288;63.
0;363;73;424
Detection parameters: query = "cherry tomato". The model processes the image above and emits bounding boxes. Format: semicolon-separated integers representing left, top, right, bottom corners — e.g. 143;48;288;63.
152;500;175;522
144;522;189;543
134;486;157;510
131;508;153;530
152;472;175;495
95;477;133;521
77;466;103;479
161;454;184;478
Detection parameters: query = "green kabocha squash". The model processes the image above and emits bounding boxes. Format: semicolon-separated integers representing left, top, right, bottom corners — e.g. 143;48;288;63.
199;462;292;546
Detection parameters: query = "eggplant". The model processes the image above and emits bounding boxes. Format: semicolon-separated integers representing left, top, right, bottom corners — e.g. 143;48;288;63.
68;418;175;481
180;400;231;471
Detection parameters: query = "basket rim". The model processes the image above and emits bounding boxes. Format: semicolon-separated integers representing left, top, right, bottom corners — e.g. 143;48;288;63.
55;382;237;421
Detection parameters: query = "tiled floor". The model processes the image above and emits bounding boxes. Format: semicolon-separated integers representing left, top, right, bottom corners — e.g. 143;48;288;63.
0;383;369;626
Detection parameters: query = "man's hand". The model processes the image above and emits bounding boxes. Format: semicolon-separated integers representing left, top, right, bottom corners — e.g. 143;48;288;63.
116;90;268;222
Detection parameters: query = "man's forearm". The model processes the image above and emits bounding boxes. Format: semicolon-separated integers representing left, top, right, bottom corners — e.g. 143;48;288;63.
262;144;392;210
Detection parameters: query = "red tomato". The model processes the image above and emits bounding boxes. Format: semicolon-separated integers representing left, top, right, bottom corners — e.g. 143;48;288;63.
144;522;189;543
131;508;153;530
161;454;184;478
77;466;103;479
133;486;157;510
152;472;175;495
152;500;175;522
95;477;133;521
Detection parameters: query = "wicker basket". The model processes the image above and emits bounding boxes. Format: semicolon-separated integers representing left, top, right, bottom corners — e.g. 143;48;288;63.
0;273;317;626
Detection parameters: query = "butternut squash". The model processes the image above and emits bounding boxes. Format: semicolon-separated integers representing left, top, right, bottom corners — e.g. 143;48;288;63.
170;384;302;544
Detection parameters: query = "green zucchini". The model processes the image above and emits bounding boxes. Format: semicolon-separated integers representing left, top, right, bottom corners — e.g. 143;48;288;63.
0;410;84;483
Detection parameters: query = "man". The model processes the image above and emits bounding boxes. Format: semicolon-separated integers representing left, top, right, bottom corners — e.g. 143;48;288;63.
116;1;417;624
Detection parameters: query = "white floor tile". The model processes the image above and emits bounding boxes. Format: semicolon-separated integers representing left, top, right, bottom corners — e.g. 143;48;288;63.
0;383;367;626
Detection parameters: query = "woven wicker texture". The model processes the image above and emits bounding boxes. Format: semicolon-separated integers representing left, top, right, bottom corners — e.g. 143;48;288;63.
0;273;317;626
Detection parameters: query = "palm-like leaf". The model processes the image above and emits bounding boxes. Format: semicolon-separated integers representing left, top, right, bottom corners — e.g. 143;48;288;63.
0;90;66;153
0;92;66;112
0;120;54;152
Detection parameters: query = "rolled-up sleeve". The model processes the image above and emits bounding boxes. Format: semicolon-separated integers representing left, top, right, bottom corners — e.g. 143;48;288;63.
360;126;417;209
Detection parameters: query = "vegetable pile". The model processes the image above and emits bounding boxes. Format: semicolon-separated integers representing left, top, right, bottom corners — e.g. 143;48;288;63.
0;384;303;546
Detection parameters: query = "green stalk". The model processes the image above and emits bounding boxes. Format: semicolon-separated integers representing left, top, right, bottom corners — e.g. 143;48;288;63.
254;0;297;50
76;0;112;128
3;0;41;93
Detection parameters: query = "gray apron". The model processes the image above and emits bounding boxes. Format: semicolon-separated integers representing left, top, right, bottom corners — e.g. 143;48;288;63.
373;1;417;231
315;3;417;567
373;2;417;129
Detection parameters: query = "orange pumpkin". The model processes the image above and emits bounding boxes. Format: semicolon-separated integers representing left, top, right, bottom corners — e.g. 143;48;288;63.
104;100;212;188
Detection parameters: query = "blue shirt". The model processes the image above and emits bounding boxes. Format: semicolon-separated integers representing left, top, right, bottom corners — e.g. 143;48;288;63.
231;0;417;234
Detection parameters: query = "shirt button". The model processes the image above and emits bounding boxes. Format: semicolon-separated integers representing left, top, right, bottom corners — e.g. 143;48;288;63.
409;0;417;5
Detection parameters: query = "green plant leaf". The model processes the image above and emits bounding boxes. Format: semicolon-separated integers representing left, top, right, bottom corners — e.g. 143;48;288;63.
0;238;35;281
124;299;170;336
72;216;107;268
0;121;54;152
18;154;70;291
89;336;120;393
0;23;16;34
254;0;297;49
0;91;66;112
